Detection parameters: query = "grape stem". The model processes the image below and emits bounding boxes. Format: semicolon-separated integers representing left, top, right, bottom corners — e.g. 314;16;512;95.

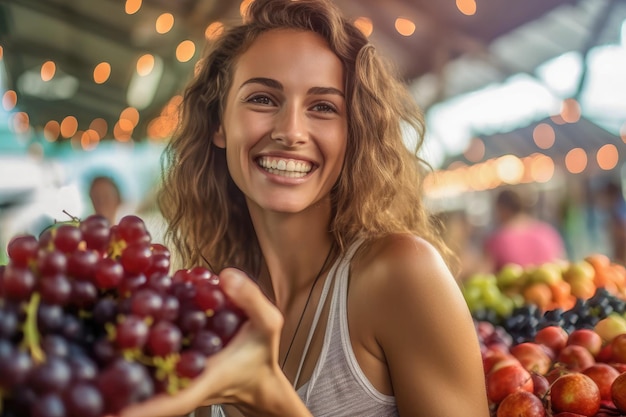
61;209;81;222
22;292;46;364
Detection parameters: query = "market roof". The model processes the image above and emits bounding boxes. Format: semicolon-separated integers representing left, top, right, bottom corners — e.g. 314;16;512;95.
442;115;625;175
0;0;601;143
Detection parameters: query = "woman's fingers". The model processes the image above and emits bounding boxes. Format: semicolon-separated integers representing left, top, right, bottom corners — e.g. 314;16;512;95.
112;269;283;417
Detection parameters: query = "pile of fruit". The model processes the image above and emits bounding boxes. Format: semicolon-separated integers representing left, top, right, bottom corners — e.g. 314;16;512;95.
478;320;626;416
0;214;246;417
463;255;626;325
467;257;626;416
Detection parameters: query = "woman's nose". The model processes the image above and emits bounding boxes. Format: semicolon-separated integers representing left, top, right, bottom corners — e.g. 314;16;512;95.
270;104;307;146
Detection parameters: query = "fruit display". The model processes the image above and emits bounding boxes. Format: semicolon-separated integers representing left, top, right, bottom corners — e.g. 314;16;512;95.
470;258;626;416
0;214;247;417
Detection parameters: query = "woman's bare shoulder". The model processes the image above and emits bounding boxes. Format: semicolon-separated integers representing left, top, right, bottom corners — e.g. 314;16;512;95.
350;233;464;320
352;233;450;286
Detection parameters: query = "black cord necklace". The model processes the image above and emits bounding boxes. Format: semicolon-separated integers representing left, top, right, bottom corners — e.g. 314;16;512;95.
280;243;335;370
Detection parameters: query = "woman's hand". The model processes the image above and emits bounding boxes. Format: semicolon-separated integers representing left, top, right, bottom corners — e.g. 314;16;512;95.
110;267;286;417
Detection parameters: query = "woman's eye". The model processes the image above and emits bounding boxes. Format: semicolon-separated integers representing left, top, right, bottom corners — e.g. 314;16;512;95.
311;103;336;113
247;95;273;105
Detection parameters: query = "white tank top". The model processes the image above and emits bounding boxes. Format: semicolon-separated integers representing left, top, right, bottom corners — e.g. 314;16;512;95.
211;239;398;417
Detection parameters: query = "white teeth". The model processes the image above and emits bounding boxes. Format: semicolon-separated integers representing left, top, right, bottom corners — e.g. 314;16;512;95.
257;157;312;178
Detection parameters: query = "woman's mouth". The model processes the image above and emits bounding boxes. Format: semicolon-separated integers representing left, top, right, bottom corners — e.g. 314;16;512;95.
257;156;313;178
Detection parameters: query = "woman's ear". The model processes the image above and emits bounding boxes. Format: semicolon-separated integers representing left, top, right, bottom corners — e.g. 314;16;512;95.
213;126;226;148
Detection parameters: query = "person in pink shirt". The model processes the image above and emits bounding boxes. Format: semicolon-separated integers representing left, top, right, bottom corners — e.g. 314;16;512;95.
484;188;567;272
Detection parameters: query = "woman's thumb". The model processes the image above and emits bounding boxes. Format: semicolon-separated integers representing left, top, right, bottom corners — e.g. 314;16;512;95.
218;267;283;332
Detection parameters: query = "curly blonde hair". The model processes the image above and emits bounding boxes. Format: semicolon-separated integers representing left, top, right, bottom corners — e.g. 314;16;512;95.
158;0;454;275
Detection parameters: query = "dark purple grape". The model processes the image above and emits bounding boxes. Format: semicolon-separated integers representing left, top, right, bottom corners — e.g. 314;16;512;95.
194;280;226;313
67;248;99;281
2;264;36;301
144;271;172;294
67;354;98;382
70;279;98;308
41;334;70;358
171;281;196;302
0;348;33;389
31;392;66;417
61;314;85;342
121;242;153;274
158;294;180;322
94;257;124;289
186;266;214;283
117;215;149;244
80;215;111;253
210;309;244;345
28;356;71;394
92;297;118;325
39;273;72;306
37;302;65;333
63;382;104;417
115;315;149;349
37;248;68;275
0;304;19;339
178;308;207;334
176;350;206;379
149;243;170;258
130;288;163;319
97;358;154;414
145;253;170;277
147;321;182;357
39;228;54;250
92;337;117;366
52;224;83;253
7;234;39;267
118;272;147;297
191;329;223;356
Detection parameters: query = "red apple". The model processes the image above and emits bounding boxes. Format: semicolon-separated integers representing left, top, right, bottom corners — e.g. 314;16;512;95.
557;345;596;372
510;342;552;375
531;372;550;398
596;343;614;363
610;333;626;363
609;362;626;373
567;329;603;358
483;351;518;375
581;363;620;401
612;372;626;413
552;413;587;417
496;390;545;417
486;364;534;404
535;325;569;356
545;365;571;384
550;373;601;416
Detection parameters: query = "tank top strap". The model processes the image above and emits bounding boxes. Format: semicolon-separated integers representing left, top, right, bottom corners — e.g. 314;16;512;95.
293;238;365;387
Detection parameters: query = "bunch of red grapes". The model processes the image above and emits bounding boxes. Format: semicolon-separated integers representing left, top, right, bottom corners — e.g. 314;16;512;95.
0;214;246;417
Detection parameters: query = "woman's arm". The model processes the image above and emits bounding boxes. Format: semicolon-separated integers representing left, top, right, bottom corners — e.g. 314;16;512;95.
113;268;313;417
361;234;490;416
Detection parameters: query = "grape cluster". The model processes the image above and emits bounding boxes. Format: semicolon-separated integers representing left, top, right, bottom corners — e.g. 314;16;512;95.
500;288;626;345
0;214;246;417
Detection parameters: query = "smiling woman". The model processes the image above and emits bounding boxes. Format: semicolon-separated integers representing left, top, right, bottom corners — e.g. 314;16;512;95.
112;0;490;416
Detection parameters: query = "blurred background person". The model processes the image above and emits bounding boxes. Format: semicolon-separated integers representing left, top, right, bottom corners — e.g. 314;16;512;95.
483;188;567;272
435;210;485;283
88;175;123;225
599;180;626;265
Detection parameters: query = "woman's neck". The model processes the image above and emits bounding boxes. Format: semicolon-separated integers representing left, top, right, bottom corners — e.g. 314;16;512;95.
247;200;334;309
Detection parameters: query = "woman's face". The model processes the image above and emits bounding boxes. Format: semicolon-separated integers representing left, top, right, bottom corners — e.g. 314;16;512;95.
215;29;348;215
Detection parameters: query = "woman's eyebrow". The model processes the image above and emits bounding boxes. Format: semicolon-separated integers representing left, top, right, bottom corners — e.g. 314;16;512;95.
307;86;344;97
240;77;282;90
240;77;344;97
